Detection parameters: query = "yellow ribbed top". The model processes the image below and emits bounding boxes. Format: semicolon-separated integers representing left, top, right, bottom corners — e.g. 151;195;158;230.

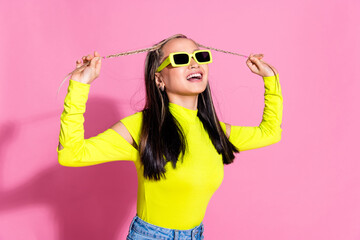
57;74;283;230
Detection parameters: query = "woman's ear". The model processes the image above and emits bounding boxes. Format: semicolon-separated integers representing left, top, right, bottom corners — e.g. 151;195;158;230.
155;72;163;87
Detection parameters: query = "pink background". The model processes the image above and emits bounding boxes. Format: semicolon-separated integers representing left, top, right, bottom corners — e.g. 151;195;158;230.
1;0;359;239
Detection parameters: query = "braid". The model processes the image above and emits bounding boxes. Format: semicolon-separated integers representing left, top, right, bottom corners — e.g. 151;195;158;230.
102;45;160;59
195;42;277;77
56;45;161;98
56;37;248;98
194;42;248;58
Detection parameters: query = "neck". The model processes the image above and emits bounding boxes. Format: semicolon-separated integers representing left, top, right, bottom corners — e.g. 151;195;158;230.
167;94;199;110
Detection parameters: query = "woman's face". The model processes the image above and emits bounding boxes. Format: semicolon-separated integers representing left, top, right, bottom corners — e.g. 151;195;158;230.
155;38;209;99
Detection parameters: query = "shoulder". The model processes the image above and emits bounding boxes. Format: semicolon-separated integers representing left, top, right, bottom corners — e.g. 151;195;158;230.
110;111;143;147
219;121;231;139
120;111;143;125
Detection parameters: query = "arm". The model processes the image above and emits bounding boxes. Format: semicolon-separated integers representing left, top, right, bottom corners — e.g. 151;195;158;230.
57;79;138;167
224;74;283;151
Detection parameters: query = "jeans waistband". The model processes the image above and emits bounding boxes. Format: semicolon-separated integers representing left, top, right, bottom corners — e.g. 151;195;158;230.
128;214;204;240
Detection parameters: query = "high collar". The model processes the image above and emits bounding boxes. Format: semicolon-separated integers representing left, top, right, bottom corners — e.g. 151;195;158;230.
168;102;198;122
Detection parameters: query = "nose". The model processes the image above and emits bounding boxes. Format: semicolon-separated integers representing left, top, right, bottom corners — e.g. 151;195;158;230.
189;57;199;69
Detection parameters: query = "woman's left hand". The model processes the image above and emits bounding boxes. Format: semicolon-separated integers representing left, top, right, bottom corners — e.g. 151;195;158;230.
246;53;278;77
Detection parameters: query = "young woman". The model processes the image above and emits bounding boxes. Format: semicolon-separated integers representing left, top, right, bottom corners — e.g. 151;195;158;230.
57;34;282;240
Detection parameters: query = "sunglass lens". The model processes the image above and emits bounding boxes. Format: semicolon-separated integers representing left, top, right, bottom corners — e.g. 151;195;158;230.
173;53;189;65
195;51;210;63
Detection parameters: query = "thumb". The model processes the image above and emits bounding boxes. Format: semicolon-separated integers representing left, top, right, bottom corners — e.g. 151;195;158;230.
90;56;100;68
95;57;102;75
249;56;263;69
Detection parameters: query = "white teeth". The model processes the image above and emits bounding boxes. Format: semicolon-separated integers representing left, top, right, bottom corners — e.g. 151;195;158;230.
186;73;202;80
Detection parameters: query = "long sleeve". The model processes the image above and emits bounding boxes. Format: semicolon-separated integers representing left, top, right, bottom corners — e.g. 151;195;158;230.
57;79;138;167
227;73;283;151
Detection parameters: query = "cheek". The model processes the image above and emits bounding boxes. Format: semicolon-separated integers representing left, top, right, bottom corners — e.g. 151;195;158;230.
202;66;210;80
165;69;186;84
204;65;209;74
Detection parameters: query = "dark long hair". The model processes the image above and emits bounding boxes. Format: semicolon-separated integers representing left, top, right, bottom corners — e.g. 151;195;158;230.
138;34;239;181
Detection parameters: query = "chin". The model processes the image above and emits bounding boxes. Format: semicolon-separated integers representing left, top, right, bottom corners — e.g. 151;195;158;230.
186;87;207;96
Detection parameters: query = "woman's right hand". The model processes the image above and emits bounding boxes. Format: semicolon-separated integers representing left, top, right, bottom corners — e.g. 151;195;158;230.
70;51;102;85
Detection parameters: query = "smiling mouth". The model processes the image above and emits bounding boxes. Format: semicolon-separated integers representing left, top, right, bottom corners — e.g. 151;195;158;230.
186;73;203;81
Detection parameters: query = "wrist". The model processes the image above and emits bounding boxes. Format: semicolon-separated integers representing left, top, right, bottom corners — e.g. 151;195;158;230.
262;73;279;80
69;79;91;86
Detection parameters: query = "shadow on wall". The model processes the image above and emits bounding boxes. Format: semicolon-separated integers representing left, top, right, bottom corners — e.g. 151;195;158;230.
0;96;139;240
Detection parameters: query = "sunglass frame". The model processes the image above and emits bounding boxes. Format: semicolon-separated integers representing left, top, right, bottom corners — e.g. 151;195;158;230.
156;50;212;72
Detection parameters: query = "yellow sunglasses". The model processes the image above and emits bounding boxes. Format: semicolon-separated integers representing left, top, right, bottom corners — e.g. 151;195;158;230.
156;50;213;72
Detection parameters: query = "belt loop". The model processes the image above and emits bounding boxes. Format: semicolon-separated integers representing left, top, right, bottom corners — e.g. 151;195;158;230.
193;223;203;239
200;223;204;239
191;228;197;240
174;229;179;240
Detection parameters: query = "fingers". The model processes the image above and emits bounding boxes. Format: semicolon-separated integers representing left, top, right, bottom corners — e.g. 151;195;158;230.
246;53;279;77
246;53;265;75
82;54;92;65
90;52;101;69
76;59;82;68
248;53;263;60
81;51;99;63
251;54;277;75
77;51;101;67
247;53;263;68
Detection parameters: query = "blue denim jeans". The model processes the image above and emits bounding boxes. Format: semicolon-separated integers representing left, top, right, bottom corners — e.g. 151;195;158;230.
126;215;205;240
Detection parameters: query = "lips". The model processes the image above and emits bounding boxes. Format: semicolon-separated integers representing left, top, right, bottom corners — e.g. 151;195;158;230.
186;71;203;81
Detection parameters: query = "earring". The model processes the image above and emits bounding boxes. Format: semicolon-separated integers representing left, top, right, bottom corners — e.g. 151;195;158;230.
160;85;165;91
